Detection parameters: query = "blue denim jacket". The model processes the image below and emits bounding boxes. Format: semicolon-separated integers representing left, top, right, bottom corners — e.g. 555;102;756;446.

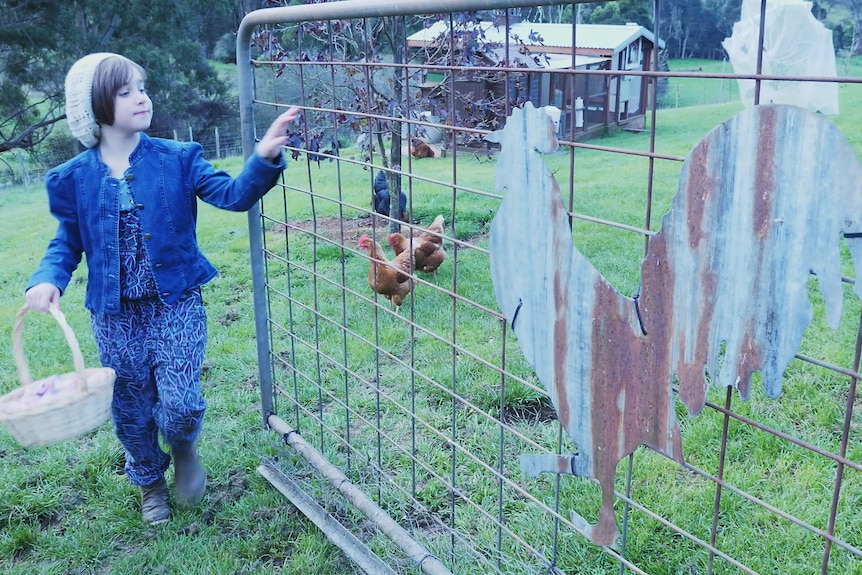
27;133;286;314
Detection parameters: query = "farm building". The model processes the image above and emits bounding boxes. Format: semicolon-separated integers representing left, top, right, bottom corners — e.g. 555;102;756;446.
407;21;664;139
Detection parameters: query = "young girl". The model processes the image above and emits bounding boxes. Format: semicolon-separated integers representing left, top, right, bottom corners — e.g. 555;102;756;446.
25;53;299;524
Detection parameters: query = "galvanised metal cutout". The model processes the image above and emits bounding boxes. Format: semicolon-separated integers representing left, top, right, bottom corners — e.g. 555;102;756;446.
489;102;862;547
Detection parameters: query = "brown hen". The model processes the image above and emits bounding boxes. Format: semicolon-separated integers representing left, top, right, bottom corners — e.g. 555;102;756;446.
387;214;446;276
357;233;414;312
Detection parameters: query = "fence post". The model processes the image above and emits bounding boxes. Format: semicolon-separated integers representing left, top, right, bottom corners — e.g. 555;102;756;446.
17;149;28;193
215;127;221;159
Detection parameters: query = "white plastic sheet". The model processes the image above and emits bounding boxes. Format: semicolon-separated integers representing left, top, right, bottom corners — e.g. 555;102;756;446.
722;0;839;114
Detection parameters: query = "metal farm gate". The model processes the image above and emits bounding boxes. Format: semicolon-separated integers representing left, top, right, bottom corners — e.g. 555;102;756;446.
236;2;862;573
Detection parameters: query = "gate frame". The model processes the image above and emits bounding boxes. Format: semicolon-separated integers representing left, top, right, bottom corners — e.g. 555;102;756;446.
235;2;862;573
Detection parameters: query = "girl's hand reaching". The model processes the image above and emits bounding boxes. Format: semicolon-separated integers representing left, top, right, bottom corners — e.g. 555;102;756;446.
256;107;301;162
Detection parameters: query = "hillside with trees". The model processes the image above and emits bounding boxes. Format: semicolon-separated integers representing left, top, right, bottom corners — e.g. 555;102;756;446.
0;0;254;156
1;0;858;161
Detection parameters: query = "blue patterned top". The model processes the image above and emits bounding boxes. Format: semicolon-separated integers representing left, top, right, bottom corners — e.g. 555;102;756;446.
115;177;159;301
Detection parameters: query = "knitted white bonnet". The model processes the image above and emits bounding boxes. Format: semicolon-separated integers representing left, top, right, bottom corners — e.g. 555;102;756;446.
65;53;118;148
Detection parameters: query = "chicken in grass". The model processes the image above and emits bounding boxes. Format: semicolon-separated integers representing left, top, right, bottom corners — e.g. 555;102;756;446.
387;214;446;276
371;171;407;221
357;233;414;312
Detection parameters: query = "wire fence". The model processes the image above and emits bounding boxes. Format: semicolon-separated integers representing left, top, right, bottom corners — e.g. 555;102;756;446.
1;65;785;193
236;2;862;574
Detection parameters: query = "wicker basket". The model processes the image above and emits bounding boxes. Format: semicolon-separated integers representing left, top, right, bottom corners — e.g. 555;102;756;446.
0;305;115;447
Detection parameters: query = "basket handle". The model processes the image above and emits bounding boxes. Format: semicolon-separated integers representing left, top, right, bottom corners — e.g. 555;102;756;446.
12;304;87;388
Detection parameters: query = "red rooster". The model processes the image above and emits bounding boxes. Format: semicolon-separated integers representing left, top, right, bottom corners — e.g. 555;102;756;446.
357;234;414;312
387;215;445;276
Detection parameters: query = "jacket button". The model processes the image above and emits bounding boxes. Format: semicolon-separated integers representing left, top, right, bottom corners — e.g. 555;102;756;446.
143;233;152;240
125;174;134;181
161;292;170;298
154;263;162;268
136;203;144;210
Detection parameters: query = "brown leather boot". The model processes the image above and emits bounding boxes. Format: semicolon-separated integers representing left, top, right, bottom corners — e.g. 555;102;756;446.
172;442;207;505
140;477;171;525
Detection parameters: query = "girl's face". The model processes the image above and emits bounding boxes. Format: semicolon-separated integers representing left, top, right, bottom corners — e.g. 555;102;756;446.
111;68;152;134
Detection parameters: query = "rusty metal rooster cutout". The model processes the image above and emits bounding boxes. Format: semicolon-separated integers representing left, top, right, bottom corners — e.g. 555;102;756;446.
487;102;862;547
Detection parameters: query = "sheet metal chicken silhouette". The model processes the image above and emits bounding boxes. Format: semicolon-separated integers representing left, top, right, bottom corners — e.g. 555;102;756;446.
488;102;862;546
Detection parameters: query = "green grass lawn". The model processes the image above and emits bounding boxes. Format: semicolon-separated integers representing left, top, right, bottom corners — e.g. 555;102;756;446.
0;182;357;574
0;59;861;574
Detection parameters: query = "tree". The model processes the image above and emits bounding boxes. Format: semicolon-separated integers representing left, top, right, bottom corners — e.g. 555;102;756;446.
580;0;747;59
589;0;654;28
823;0;862;53
701;0;743;40
658;0;736;59
260;5;558;231
0;0;69;153
0;0;239;157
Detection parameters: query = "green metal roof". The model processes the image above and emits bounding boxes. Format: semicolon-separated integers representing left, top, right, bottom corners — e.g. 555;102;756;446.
407;21;663;53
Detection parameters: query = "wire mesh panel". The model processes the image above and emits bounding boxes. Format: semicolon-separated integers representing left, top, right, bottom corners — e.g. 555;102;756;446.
236;2;862;573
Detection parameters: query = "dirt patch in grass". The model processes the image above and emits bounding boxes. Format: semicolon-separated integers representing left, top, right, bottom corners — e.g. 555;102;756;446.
275;214;399;245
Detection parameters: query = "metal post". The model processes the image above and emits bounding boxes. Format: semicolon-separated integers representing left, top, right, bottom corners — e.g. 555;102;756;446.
266;413;453;575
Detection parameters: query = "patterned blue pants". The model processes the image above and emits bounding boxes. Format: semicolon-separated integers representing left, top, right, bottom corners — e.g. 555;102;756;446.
90;290;207;486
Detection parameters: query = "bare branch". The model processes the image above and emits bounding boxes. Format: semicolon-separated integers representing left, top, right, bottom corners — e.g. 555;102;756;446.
0;114;64;153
